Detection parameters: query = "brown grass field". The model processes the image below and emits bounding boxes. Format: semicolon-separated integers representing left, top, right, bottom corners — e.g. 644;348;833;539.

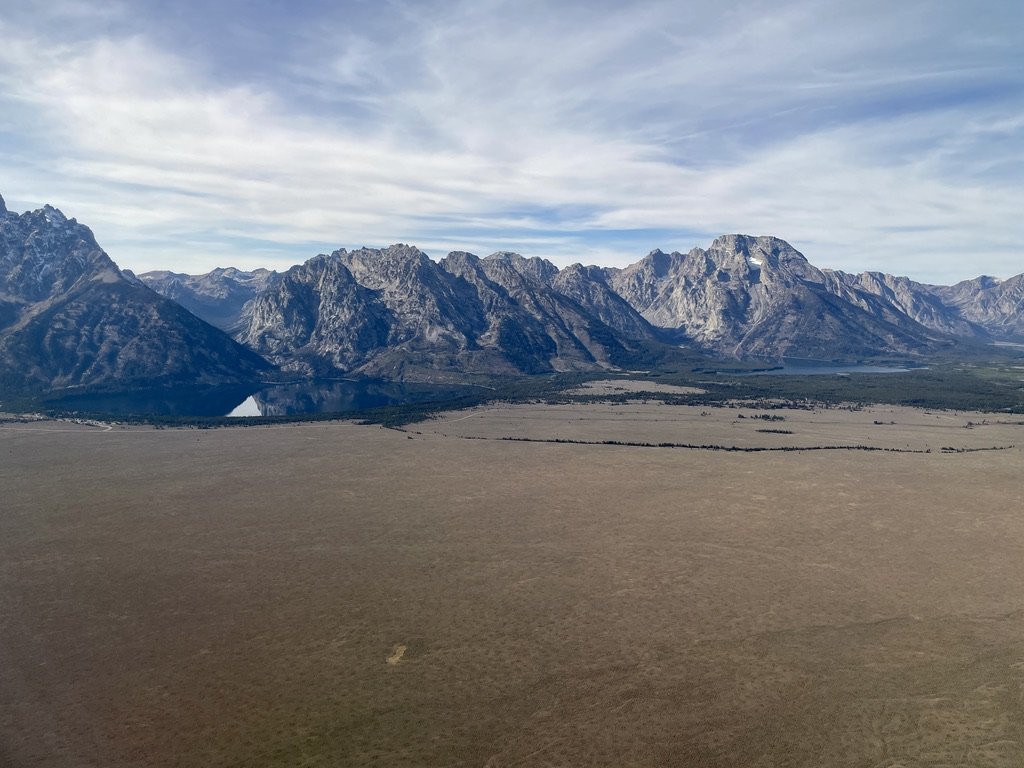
2;393;1023;766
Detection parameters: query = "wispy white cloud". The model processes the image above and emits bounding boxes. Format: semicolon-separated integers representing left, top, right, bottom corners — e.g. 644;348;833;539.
0;0;1021;283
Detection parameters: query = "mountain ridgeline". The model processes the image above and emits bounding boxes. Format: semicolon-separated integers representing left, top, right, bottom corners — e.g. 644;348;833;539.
0;195;271;393
130;266;279;335
143;234;1023;376
1;194;1021;393
234;244;662;378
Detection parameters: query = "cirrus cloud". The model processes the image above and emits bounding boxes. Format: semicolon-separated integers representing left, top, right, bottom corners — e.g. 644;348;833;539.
0;0;1021;283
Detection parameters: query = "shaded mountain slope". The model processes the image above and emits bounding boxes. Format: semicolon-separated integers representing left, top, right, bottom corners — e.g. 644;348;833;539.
238;245;662;377
0;196;271;392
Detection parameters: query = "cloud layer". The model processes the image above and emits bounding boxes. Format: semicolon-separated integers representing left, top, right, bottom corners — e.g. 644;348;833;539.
1;0;1021;282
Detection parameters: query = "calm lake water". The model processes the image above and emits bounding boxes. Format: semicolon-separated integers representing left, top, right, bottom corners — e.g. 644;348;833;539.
226;380;477;418
44;379;479;418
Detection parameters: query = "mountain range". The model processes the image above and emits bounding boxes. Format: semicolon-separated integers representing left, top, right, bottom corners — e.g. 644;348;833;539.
139;235;1022;374
1;194;1021;394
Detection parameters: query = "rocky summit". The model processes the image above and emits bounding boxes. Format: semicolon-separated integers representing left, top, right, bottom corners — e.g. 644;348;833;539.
605;235;946;359
150;232;1022;378
0;200;271;393
235;245;661;378
4;192;1023;392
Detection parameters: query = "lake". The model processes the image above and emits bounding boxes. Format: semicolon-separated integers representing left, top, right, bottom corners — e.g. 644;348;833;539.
40;379;481;419
226;380;480;418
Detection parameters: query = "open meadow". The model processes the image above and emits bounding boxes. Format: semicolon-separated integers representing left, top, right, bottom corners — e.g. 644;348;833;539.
2;392;1023;767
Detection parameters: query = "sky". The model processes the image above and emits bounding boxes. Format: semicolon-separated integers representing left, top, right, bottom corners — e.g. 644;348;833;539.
1;0;1022;283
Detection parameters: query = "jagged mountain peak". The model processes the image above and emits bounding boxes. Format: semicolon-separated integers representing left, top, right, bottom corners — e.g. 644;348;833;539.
931;272;1024;340
339;243;430;262
41;204;69;225
636;248;689;278
333;244;439;288
440;250;481;269
709;233;797;253
0;193;6;215
483;251;551;267
234;236;662;378
954;275;1003;290
482;251;559;285
0;198;272;391
608;233;937;358
1;203;121;303
705;234;821;281
557;262;607;281
209;266;268;279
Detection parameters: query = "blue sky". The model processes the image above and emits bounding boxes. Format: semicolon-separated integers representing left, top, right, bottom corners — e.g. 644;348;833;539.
1;0;1022;282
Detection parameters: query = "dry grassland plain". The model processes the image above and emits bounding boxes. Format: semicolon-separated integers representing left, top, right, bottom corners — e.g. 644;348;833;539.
2;392;1024;767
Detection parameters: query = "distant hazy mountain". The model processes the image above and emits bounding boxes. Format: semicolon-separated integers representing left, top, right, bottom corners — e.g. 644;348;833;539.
819;270;988;339
0;195;272;392
237;244;661;377
136;267;279;333
931;275;1024;341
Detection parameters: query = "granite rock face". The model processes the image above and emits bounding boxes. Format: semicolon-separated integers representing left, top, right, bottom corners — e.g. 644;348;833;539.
820;270;987;339
931;274;1024;341
236;253;392;376
607;235;941;359
156;233;1023;372
237;245;662;377
7;189;1021;390
0;201;271;392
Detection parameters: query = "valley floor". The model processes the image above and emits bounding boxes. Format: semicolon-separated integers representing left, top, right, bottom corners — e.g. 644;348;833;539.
1;397;1023;766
